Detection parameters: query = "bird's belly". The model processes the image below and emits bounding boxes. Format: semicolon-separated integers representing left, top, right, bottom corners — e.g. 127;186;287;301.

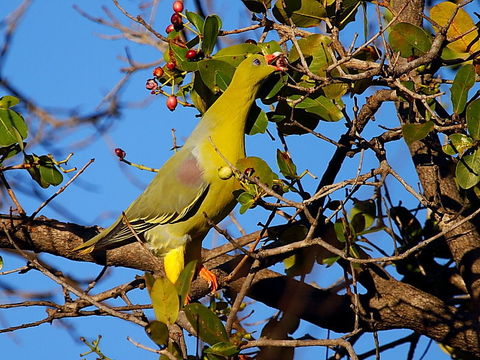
145;227;190;257
145;177;238;256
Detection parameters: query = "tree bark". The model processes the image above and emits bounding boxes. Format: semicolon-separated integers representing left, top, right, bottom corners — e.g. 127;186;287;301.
391;0;480;323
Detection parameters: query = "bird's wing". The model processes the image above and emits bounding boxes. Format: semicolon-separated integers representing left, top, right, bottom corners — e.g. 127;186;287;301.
75;148;209;252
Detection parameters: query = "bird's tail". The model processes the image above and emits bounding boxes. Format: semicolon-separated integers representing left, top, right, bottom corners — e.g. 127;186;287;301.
73;216;124;254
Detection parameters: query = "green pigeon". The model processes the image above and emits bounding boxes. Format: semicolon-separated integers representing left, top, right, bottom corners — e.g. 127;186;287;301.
75;53;286;289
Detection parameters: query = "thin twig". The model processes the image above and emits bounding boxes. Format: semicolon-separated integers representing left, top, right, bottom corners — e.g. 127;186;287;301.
29;159;95;220
2;224;147;327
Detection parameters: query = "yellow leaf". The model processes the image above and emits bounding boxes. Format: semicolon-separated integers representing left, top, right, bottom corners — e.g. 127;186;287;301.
150;277;179;325
430;2;480;54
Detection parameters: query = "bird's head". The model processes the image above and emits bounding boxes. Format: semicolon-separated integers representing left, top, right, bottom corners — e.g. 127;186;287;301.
236;53;288;87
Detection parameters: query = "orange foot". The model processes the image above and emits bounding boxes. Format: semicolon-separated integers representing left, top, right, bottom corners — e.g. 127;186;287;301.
199;266;218;293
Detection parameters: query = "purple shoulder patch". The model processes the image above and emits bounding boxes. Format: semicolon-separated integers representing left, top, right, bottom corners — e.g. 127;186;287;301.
176;153;204;186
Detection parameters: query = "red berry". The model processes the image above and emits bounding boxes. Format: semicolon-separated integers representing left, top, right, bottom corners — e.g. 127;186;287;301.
145;78;158;90
114;148;126;160
166;62;176;71
153;67;164;77
166;24;175;33
171;13;182;27
166;95;178;111
173;1;184;13
186;49;197;60
244;168;255;177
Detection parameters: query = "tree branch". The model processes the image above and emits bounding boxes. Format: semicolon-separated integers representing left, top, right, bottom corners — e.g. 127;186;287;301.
1;214;479;354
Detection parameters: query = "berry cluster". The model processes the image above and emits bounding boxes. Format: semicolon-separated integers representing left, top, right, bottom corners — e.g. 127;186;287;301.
145;63;179;111
144;1;206;111
167;1;184;33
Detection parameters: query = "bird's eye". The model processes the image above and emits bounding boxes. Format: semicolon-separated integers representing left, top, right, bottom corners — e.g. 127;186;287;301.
253;58;261;66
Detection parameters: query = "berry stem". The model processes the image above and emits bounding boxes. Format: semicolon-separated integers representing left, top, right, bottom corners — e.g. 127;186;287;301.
182;23;200;36
120;158;159;173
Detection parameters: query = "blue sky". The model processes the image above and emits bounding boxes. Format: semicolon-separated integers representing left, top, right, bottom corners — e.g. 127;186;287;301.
2;0;478;359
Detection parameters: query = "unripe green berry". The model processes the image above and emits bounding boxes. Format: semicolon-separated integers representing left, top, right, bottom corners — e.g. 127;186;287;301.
218;166;233;180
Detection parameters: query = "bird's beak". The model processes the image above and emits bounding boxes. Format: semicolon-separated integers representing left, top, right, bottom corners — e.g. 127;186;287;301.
265;52;288;72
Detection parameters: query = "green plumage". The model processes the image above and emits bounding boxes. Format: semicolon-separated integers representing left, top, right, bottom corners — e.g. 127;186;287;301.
74;54;278;283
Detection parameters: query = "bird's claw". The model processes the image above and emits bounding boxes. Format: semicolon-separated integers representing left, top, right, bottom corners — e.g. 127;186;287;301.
199;266;218;293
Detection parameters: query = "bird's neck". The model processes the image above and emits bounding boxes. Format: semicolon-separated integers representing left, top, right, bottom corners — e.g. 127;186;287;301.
191;82;260;165
208;82;258;130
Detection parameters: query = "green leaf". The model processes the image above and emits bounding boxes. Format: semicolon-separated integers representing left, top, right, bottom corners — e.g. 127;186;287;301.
186;11;205;32
276;149;297;179
144;272;156;294
204;342;239;356
205;354;224;360
245;104;268;135
175;260;197;306
145;321;169;347
237;192;255;214
202;15;222;57
444;133;475;156
288;34;332;62
334;220;347;242
326;0;361;29
274;101;320;135
389;206;422;244
39;162;63;186
215;71;230;92
402;121;434;146
237;156;277;187
349;244;361;258
186;35;200;49
323;83;348;100
25;155;63;188
289;35;347;99
450;64;475;114
213;43;261;66
351;215;367;235
0;108;28;147
442;143;457;156
170;43;199;72
284;249;316;276
441;46;469;61
0;95;20;109
267;112;286;123
322;255;340;267
150;277;179;325
456;150;480;189
257;40;282;55
0;255;3;270
288;95;343;122
466;99;480;140
273;0;326;28
191;72;218;114
0;143;23;162
388;22;433;57
260;73;287;101
25;155;47;188
350;200;376;234
198;59;236;92
184;303;228;345
241;0;271;13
